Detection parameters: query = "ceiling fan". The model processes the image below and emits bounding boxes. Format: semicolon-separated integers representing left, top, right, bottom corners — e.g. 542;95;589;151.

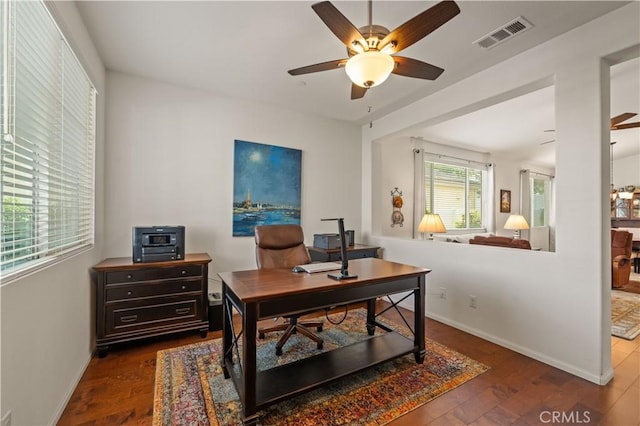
540;129;555;145
288;0;461;100
611;112;640;130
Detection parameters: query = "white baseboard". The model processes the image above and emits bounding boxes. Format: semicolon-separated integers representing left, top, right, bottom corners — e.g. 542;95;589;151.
425;311;610;385
392;298;610;385
49;351;93;425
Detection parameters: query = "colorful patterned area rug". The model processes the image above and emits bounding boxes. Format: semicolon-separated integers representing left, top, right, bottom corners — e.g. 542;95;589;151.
611;290;640;340
153;309;489;426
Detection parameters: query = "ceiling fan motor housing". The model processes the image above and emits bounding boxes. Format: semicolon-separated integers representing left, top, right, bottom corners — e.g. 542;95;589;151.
348;24;390;55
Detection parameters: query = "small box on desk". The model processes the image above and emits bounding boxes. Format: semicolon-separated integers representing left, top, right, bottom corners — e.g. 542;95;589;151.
313;233;341;249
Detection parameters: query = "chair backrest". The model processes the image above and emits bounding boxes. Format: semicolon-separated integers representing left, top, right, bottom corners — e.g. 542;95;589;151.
254;224;311;269
611;229;633;260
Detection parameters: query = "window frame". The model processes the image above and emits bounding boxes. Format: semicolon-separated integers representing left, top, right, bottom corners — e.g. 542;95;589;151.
414;148;492;236
1;0;97;283
530;174;552;228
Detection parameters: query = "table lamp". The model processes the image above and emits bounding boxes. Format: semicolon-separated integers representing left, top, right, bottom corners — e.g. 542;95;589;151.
504;214;529;239
418;213;447;240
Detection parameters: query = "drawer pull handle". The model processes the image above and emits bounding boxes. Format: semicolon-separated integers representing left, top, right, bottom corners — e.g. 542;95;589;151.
120;315;138;323
181;285;187;290
127;274;133;280
181;270;187;275
127;291;133;296
175;308;191;315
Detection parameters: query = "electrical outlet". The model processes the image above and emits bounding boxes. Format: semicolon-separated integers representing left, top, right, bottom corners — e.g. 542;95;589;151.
439;287;447;299
469;295;477;309
2;410;12;426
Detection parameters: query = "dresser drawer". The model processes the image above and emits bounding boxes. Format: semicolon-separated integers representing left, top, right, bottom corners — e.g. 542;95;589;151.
105;278;202;302
105;295;203;335
105;264;202;284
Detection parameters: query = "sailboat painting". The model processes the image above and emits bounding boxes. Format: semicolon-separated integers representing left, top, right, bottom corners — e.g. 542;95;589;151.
232;140;302;236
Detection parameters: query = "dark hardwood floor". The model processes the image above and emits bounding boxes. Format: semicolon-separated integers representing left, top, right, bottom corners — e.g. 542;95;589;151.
58;301;639;425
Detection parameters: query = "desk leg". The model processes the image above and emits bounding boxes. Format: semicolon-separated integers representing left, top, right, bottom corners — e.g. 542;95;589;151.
366;299;376;335
242;301;259;426
221;283;232;379
414;275;426;364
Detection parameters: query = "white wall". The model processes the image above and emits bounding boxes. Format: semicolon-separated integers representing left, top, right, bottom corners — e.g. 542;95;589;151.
0;2;106;425
363;2;639;384
613;153;640;189
104;71;362;289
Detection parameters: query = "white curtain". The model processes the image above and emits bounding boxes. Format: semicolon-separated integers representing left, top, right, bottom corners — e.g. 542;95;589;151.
413;146;425;239
520;170;532;241
549;176;556;252
486;164;496;234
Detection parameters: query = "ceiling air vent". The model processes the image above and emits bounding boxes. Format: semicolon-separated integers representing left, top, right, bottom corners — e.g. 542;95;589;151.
473;16;533;50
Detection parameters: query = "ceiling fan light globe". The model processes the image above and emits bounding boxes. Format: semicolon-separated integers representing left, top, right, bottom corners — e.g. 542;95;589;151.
345;51;394;88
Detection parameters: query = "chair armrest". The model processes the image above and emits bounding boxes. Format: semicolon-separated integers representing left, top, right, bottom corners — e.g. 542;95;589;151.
613;255;630;268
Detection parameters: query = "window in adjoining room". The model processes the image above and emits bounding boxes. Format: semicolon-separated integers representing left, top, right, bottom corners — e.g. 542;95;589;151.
415;149;492;233
1;0;96;282
531;175;551;227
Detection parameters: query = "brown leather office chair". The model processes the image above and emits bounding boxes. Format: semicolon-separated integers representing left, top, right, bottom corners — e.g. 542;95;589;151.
254;224;323;355
612;229;633;288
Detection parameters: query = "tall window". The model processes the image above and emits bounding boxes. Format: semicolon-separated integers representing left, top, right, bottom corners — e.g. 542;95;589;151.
530;176;551;227
422;155;489;231
1;0;96;281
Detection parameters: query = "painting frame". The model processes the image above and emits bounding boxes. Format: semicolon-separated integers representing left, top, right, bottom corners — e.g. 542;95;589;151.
232;140;302;237
500;189;511;213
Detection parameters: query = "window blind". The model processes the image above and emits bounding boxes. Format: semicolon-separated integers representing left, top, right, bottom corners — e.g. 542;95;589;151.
423;153;488;230
1;0;96;281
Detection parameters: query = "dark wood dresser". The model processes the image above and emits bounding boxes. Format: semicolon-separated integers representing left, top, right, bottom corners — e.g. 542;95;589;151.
91;253;211;356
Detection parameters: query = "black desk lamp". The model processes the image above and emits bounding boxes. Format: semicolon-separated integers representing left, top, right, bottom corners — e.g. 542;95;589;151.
321;218;358;280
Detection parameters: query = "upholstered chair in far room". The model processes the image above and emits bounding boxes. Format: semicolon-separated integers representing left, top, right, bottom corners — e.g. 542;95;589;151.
611;229;633;288
254;224;323;355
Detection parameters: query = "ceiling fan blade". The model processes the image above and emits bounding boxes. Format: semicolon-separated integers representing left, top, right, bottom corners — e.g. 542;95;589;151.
392;56;444;80
378;1;460;54
610;112;637;127
612;121;640;130
312;2;367;51
288;59;347;76
351;84;367;100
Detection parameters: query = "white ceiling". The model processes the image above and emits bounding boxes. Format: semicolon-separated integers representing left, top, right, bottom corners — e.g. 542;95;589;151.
405;57;640;167
75;1;639;166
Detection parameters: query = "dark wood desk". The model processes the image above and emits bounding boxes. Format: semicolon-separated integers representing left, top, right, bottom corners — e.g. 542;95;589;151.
307;243;380;262
218;257;430;425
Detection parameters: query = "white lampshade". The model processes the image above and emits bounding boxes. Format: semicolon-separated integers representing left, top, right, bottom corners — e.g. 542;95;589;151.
417;213;447;240
504;214;529;239
345;51;395;88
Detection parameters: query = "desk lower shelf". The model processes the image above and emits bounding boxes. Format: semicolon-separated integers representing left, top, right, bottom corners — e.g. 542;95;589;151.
229;332;415;410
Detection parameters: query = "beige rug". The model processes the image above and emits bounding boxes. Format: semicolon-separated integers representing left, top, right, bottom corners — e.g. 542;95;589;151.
611;290;640;340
